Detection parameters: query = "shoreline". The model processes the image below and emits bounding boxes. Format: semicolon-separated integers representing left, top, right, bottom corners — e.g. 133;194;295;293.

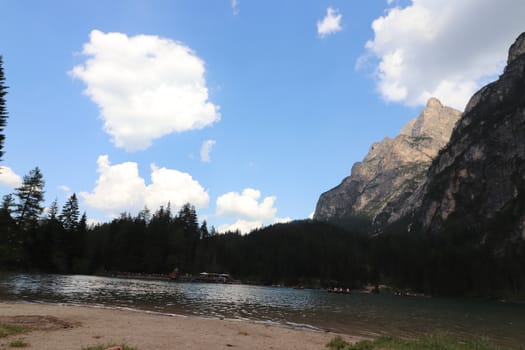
5;299;331;333
0;301;360;350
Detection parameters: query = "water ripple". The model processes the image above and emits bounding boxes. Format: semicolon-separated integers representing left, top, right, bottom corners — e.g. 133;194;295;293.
0;273;524;348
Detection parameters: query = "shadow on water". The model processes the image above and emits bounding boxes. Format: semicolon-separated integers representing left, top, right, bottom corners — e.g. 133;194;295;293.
1;273;524;348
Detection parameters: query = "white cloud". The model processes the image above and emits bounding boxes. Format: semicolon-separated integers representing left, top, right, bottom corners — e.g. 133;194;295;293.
363;0;525;110
80;155;209;218
70;30;221;151
317;7;343;38
200;139;216;162
80;155;146;215
217;188;276;221
231;0;240;15
216;188;291;234
0;166;22;188
218;219;262;234
146;164;209;210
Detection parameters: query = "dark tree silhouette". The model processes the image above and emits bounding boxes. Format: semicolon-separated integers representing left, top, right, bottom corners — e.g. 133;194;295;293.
47;198;59;220
0;56;8;162
59;193;80;231
14;167;45;229
199;220;209;239
1;193;15;214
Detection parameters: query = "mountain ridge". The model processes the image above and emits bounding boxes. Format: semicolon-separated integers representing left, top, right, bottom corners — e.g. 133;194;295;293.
314;98;461;229
416;32;525;240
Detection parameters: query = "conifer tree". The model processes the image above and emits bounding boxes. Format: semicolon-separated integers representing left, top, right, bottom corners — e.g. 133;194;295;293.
14;167;45;228
59;193;80;231
137;205;151;224
78;212;87;232
0;192;20;267
47;198;59;221
1;193;15;214
199;220;209;239
0;56;8;162
178;203;198;233
0;193;16;232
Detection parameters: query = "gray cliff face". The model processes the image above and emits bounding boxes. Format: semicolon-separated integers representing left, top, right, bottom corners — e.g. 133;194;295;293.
418;32;525;239
314;98;461;228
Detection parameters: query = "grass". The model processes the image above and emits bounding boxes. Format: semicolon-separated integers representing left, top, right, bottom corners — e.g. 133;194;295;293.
0;324;30;338
8;339;29;348
326;334;509;350
81;344;140;350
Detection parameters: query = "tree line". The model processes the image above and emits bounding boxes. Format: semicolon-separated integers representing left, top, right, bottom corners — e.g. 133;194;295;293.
1;166;524;299
0;167;369;286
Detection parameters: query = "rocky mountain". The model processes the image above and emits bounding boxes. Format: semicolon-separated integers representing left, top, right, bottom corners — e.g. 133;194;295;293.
314;98;461;228
417;32;525;240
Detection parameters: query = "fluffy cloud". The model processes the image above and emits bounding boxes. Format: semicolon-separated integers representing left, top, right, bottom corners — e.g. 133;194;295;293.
70;30;220;151
80;155;209;217
80;156;146;215
217;188;276;221
0;166;22;188
216;188;291;233
200;139;216;162
317;7;342;38
364;0;525;110
146;165;209;210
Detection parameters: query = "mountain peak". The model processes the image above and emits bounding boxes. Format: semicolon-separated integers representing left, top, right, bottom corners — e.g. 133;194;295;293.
400;97;461;142
508;32;525;64
314;99;461;227
426;97;443;109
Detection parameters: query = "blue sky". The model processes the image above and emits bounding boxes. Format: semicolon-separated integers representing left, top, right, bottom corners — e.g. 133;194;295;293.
1;0;524;232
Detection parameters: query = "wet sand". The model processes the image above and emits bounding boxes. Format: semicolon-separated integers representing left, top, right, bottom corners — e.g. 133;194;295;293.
0;302;360;349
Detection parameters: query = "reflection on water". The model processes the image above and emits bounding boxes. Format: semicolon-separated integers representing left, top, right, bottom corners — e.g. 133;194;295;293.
1;273;524;348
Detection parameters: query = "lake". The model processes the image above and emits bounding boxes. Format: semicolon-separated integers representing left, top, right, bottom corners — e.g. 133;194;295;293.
0;273;524;348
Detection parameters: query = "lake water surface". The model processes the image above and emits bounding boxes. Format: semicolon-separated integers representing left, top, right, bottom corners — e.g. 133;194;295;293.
1;273;524;348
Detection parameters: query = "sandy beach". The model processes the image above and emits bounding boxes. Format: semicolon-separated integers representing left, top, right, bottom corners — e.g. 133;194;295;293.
0;302;357;350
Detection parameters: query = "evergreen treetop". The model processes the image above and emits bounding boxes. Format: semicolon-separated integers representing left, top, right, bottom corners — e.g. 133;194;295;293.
59;193;80;231
14;167;45;228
